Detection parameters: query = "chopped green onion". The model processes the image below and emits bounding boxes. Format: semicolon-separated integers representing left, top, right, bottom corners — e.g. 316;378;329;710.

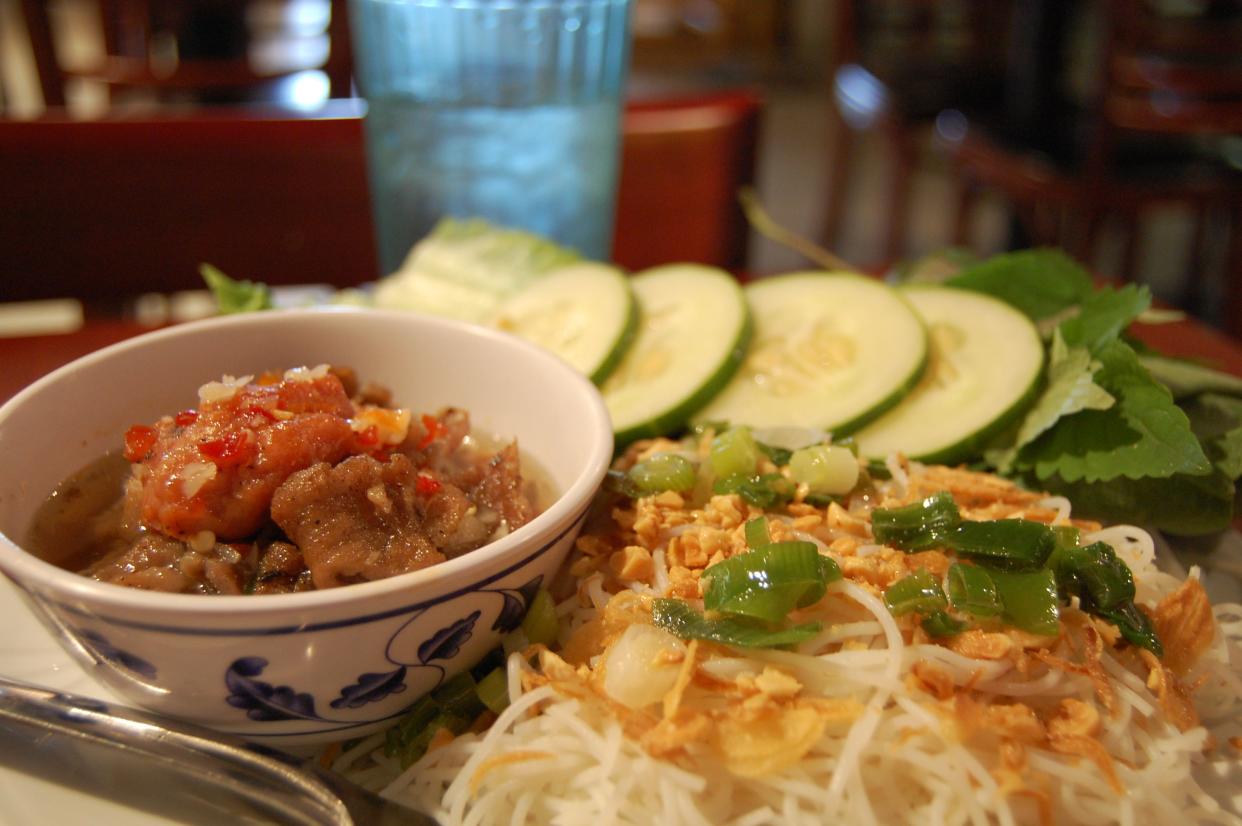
1051;525;1081;551
710;426;761;479
702;541;838;623
803;492;844;508
872;492;962;551
884;569;948;616
1046;540;1161;656
744;516;771;549
691;419;730;437
756;441;793;467
652;598;822;648
788;444;860;495
476;667;510;715
865;459;892;480
431;671;484;721
385;695;438;759
469;646;506;680
604;468;642;499
921;610;968;638
521;589;560;647
399;712;470;768
627;454;697;494
1097;602;1163;657
989;568;1060;636
944;519;1056;571
946;563;1003;617
1047;541;1135;610
713;472;797;508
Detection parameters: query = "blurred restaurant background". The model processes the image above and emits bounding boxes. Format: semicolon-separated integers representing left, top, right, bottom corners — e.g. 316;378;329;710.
1;0;1240;334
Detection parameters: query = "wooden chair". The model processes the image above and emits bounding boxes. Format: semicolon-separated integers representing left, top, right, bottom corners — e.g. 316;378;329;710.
18;0;354;108
0;90;763;303
613;90;762;272
822;0;1011;268
939;0;1242;336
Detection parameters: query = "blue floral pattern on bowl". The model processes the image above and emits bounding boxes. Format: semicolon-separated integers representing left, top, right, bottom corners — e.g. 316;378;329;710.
214;570;547;726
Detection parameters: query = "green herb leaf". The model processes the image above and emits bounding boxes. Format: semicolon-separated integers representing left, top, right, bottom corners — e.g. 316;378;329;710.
201;263;273;314
1182;393;1242;480
945;248;1094;323
1042;468;1235;536
652;598;822;648
989;332;1114;473
1017;338;1211;483
1057;284;1151;355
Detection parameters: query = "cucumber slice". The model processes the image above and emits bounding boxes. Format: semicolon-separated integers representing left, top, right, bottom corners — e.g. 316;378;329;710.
490;263;638;385
694;272;927;435
603;265;751;445
853;284;1045;464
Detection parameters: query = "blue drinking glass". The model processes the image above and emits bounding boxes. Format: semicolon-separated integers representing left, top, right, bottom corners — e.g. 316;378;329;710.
349;0;633;274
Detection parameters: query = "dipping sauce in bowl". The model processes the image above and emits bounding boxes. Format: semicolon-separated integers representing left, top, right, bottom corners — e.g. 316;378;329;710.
28;365;550;595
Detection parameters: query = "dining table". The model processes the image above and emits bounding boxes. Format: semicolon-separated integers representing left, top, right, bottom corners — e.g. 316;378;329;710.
3;288;1241;408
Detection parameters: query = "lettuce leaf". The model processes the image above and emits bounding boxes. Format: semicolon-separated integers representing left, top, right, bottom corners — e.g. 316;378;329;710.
370;218;580;321
201;264;272;314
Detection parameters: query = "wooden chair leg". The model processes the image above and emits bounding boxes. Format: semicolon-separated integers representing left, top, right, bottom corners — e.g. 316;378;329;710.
1225;201;1242;339
1117;211;1139;284
883;126;916;266
1182;202;1209;313
822;102;855;251
951;180;979;248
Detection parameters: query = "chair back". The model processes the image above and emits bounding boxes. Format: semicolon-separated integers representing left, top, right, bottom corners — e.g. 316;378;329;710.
613;90;761;272
18;0;353;108
1101;0;1242;136
0;91;763;302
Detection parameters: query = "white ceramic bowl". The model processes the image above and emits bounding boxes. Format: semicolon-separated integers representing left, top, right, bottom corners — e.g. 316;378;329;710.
0;308;612;744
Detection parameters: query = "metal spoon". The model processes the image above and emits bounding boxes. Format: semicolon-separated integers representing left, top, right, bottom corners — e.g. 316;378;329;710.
0;676;437;826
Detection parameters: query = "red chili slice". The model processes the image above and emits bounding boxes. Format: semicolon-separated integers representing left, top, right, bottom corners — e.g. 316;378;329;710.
198;429;256;468
241;404;278;423
123;425;158;462
356;425;380;448
415;474;442;496
417;414;444;449
174;410;198;427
